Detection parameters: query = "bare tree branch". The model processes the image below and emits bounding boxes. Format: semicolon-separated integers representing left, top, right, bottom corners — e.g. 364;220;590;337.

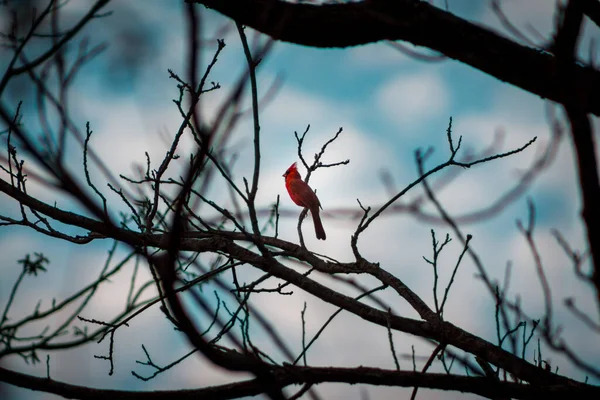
189;0;600;116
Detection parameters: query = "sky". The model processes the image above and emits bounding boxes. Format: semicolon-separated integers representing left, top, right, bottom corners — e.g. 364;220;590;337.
1;0;599;399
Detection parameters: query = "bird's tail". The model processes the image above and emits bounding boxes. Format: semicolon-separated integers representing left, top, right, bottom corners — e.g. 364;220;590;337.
311;209;326;240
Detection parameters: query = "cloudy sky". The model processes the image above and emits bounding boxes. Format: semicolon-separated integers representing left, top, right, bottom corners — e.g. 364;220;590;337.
1;0;599;399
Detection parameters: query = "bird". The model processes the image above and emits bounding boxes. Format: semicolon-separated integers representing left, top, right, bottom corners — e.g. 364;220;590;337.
283;162;326;240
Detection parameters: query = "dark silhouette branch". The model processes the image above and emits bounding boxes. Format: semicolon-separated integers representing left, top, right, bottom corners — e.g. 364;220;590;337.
0;175;583;388
552;0;600;311
189;0;600;117
2;364;599;400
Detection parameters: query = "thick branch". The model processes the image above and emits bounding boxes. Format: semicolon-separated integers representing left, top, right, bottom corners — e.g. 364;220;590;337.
565;109;600;306
1;364;598;400
190;0;600;116
0;178;581;387
553;0;600;310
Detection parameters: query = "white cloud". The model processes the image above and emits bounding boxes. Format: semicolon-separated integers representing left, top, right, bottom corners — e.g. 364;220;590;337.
377;72;449;130
260;84;355;131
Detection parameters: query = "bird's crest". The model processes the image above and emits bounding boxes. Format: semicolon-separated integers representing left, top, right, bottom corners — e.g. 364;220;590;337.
283;162;298;177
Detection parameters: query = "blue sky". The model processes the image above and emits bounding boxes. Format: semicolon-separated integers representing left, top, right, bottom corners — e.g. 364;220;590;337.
1;1;599;399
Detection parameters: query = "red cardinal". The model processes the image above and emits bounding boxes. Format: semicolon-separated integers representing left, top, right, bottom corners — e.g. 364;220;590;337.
283;163;326;240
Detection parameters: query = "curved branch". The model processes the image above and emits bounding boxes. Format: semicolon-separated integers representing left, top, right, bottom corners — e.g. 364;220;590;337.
1;364;598;400
189;0;600;117
0;176;582;387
